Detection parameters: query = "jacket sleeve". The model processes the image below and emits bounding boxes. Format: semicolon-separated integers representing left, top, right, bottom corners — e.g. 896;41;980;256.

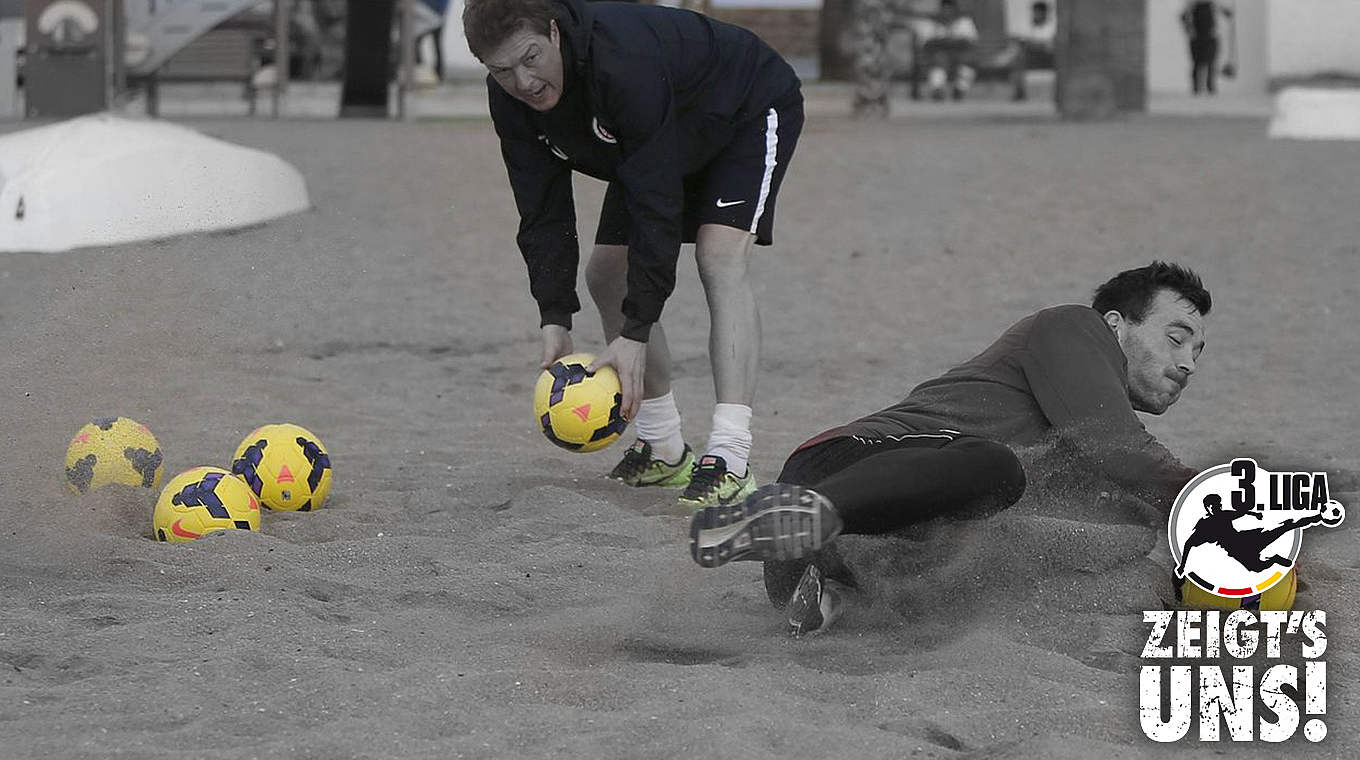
595;55;685;343
492;86;581;330
1020;309;1198;511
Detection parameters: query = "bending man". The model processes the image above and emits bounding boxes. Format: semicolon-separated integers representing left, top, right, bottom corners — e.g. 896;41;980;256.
465;0;804;506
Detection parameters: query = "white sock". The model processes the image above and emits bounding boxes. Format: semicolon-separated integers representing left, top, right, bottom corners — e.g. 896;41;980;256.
704;403;752;477
634;392;685;464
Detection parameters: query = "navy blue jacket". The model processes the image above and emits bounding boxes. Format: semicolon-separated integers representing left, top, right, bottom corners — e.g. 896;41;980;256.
489;0;800;342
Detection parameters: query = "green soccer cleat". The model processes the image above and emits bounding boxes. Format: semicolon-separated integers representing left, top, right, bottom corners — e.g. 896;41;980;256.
606;441;694;488
678;454;757;508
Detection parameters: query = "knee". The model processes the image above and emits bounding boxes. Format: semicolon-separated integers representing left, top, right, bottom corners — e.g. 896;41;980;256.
775;452;818;486
987;442;1028;505
958;438;1027;509
695;246;752;291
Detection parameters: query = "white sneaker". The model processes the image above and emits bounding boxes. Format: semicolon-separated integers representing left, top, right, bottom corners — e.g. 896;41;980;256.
786;563;848;638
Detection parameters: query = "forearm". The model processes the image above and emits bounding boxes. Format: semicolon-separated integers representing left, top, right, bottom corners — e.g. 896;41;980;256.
517;223;580;329
614;171;683;344
503;143;580;330
1057;417;1196;511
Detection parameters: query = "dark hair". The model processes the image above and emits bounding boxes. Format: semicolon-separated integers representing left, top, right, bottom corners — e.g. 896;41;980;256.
1091;261;1212;323
463;0;558;62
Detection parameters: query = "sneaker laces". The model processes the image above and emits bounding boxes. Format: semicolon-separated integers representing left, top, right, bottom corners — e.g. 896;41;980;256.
686;456;728;496
609;442;653;480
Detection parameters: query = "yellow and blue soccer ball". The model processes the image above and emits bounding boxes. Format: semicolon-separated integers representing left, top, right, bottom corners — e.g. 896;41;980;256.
231;423;333;511
64;417;164;495
153;466;261;542
532;353;628;453
1178;567;1298;611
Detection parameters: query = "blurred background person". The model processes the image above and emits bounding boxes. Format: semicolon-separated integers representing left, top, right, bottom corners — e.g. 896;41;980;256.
1180;0;1233;95
414;0;450;85
991;0;1053;101
921;0;978;100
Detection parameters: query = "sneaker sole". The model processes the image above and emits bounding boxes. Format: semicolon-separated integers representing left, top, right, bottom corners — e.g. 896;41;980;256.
688;484;841;568
609;470;692;488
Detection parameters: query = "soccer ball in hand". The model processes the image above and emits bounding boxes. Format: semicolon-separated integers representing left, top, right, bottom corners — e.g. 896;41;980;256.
532;353;628;453
153;466;261;542
64;417;164;495
231;423;333;511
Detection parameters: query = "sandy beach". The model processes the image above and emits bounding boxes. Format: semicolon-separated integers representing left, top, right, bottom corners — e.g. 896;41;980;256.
1;106;1357;759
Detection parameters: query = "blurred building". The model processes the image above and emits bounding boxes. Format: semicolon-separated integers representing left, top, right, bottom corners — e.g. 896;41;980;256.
672;0;1360;95
702;0;825;80
1;0;21;118
7;0;1360;120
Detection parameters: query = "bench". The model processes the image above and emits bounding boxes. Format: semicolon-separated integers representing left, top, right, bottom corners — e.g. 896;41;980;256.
134;17;272;117
899;14;1054;101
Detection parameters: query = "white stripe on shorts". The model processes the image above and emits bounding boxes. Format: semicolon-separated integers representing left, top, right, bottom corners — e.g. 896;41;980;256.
850;431;958;445
749;107;779;235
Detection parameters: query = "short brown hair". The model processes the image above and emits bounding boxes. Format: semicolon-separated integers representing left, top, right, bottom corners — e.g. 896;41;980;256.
463;0;558;61
1091;261;1212;323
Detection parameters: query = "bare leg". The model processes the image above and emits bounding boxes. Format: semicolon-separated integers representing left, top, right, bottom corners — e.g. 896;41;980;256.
693;224;760;405
584;244;674;399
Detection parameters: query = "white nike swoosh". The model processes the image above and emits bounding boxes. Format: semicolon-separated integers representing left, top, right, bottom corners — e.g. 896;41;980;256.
715;199;746;208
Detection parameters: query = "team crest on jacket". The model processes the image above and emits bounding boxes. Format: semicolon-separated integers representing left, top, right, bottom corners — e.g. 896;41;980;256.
1169;458;1345;598
591;117;617;144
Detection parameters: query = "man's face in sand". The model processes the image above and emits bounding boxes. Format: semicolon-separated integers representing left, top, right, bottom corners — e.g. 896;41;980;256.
484;21;563;112
1106;289;1207;415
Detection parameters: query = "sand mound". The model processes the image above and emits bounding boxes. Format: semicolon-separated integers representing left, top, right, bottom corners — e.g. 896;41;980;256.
0;114;309;253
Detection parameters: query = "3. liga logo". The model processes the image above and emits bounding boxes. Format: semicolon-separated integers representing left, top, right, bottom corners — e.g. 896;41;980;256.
1170;458;1345;599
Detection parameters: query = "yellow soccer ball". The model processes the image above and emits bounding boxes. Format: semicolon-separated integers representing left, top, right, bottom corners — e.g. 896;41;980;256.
64;417;164;495
532;353;628;453
153;466;261;542
1178;567;1298;611
231;423;333;511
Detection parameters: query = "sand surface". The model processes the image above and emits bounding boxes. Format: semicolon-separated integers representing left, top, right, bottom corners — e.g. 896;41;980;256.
1;110;1358;759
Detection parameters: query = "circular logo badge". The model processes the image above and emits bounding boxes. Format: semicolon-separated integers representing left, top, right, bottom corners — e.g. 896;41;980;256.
591;117;617;144
1169;461;1301;598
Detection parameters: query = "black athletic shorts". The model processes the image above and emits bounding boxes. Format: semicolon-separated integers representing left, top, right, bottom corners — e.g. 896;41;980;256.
595;94;804;247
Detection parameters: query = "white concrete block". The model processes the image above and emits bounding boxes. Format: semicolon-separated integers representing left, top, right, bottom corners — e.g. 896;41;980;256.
1269;87;1360;141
